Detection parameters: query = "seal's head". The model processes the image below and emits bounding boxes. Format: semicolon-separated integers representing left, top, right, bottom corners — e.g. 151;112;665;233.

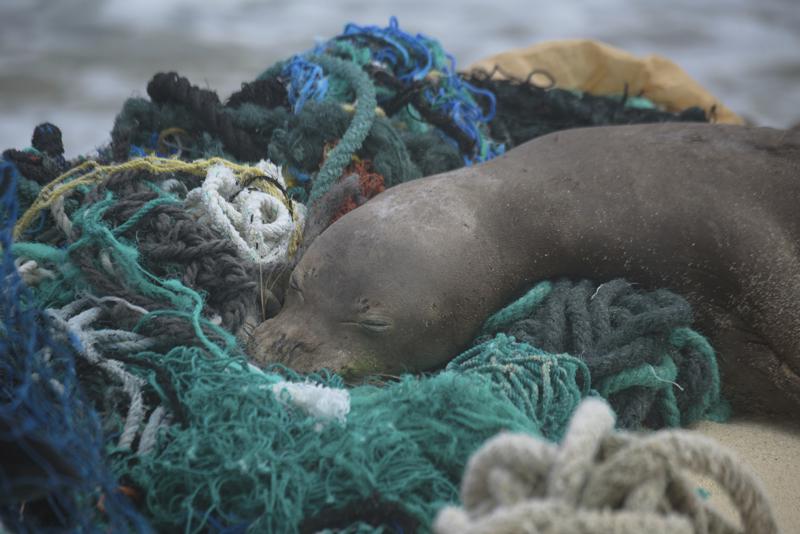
248;182;493;379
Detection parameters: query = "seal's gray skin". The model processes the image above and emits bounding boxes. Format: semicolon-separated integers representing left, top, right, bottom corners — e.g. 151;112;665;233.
250;123;800;415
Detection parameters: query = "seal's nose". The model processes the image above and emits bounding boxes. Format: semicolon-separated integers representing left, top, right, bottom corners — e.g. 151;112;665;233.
268;331;288;358
265;326;296;363
250;314;316;367
250;315;356;375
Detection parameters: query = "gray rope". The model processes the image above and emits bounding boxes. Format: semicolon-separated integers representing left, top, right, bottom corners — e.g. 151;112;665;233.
50;194;73;239
46;298;162;452
435;399;780;534
137;406;171;456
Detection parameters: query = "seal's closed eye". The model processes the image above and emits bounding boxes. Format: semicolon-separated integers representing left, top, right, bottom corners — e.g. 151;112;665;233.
359;316;393;332
289;273;302;293
341;315;394;333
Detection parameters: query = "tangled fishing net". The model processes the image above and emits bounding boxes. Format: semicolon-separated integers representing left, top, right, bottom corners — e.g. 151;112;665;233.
0;17;746;533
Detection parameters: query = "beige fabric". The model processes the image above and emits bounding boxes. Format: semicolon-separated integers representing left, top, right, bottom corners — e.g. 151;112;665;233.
467;39;743;125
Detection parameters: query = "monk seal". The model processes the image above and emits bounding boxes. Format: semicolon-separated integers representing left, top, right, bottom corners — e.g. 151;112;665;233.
250;123;800;415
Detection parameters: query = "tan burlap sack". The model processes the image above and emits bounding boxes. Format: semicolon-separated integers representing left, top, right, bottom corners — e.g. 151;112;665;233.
468;39;743;125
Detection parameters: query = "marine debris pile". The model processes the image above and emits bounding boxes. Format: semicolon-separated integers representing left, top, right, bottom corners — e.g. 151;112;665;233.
2;18;734;533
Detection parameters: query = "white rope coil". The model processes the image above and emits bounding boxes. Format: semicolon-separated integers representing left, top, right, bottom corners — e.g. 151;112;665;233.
185;160;305;268
434;398;780;534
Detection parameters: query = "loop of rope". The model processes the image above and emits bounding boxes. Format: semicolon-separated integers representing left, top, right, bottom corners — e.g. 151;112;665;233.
435;398;780;534
185;161;305;267
45;299;162;452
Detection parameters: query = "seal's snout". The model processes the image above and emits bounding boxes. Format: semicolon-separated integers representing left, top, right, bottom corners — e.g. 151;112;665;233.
264;326;303;363
267;331;289;356
251;314;324;370
251;314;364;375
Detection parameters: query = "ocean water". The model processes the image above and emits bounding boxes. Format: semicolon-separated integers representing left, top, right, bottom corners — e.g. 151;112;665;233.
1;0;798;157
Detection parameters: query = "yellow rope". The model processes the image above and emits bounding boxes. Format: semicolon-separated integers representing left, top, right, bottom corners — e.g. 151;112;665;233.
14;157;297;242
288;209;303;257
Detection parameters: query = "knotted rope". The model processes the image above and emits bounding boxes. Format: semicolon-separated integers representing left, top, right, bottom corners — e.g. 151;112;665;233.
435;398;780;534
185;160;305;267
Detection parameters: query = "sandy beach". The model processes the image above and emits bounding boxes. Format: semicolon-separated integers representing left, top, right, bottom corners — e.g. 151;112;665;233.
691;416;800;532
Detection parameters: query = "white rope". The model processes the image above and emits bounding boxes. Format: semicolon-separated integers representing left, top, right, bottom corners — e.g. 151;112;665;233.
435;398;780;534
185;160;305;268
86;295;151;316
271;380;351;425
50;194;73;238
137;406;171;456
14;258;56;286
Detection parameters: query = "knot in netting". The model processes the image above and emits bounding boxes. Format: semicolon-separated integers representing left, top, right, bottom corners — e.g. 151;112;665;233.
435;399;780;534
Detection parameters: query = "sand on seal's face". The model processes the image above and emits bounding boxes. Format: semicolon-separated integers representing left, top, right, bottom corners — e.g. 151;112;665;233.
688;417;800;532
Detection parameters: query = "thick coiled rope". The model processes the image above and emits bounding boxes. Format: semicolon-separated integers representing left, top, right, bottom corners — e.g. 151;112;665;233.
185;160;305;267
435;398;780;534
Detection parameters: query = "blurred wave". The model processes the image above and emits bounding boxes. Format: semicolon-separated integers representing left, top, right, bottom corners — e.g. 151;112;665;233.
1;0;798;156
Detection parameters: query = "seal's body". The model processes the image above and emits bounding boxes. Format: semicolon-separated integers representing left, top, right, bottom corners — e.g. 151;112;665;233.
251;123;800;414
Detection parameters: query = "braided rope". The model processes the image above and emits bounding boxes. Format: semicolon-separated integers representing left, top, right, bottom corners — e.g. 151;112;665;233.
185;161;305;266
305;54;378;205
435;399;780;534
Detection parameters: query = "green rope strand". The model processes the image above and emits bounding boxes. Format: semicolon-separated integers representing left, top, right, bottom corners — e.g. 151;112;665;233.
480;281;553;335
306;54;377;205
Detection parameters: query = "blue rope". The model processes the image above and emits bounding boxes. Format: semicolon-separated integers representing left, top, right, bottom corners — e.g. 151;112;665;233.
342;16;433;82
0;164;150;532
282;55;330;114
335;17;504;164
